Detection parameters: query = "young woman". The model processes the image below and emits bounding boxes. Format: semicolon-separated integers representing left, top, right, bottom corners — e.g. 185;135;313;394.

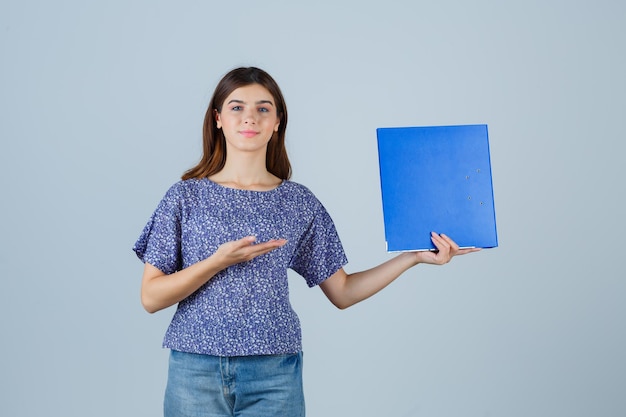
133;67;478;416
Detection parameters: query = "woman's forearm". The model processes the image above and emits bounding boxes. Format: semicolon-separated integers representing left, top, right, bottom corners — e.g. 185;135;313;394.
141;257;224;313
320;253;419;309
140;236;288;313
320;233;479;309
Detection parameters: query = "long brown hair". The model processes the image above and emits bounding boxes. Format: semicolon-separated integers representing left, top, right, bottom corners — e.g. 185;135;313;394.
182;67;291;180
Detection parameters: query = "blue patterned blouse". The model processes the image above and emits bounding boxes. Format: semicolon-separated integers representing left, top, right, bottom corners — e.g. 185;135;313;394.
133;178;348;356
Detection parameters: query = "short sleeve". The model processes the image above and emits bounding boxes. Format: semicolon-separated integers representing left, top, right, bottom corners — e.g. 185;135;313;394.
289;204;348;287
132;184;183;275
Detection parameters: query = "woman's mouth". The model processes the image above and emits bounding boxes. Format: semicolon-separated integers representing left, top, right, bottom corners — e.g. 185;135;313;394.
239;130;258;138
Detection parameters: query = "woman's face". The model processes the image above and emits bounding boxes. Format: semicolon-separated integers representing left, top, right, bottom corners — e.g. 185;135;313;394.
215;83;281;155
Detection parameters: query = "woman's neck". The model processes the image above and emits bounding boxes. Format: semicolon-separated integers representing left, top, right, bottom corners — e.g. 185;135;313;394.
210;157;281;191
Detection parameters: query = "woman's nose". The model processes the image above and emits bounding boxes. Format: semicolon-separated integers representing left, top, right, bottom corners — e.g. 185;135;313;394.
243;109;256;124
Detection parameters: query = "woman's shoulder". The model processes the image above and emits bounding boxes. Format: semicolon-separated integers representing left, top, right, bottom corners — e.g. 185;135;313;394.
281;180;315;197
163;178;195;196
160;178;210;203
280;180;326;208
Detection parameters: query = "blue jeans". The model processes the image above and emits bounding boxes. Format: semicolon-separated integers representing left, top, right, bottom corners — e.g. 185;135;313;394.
164;350;305;417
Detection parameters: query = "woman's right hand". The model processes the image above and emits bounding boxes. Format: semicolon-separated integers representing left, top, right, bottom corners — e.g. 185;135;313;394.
213;236;287;269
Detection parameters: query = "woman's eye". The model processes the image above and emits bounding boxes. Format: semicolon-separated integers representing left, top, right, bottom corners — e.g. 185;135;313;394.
258;107;269;113
231;106;242;111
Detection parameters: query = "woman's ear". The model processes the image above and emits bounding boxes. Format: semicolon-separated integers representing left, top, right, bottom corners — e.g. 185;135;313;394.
274;114;280;132
214;109;221;129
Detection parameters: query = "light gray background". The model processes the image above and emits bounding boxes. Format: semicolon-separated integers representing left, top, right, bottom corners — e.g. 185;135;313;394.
1;1;624;416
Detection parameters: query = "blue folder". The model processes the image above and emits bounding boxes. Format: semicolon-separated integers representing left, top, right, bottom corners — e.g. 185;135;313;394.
377;124;498;252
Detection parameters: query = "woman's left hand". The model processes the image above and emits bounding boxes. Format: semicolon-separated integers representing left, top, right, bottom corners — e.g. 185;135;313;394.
413;232;481;265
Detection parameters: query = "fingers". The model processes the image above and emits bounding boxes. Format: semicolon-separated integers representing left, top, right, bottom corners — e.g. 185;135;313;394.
428;232;481;264
233;236;284;250
429;232;477;264
438;233;482;255
245;238;287;258
438;233;459;252
429;232;452;264
236;235;258;247
221;236;287;264
457;247;482;255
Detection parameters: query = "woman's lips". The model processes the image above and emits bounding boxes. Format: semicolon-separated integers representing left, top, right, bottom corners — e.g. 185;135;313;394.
239;130;258;138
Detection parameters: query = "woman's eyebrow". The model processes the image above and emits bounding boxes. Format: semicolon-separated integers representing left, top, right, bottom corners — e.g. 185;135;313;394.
227;99;274;106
